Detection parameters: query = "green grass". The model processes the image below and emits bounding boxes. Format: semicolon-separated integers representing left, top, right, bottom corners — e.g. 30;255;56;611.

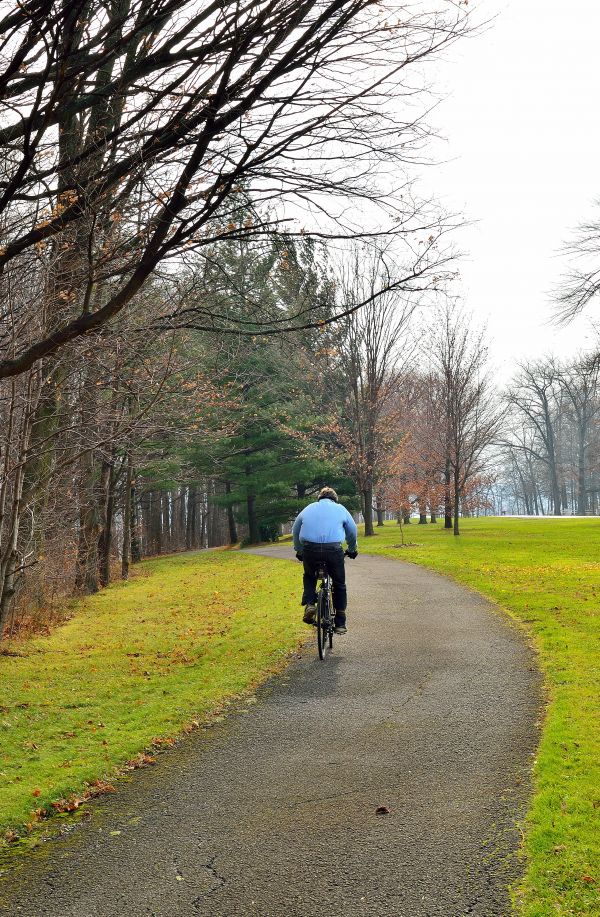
0;549;303;852
359;517;599;917
2;521;598;914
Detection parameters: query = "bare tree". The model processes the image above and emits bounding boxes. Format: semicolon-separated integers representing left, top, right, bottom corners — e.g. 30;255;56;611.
505;360;564;516
333;244;418;535
0;0;468;380
555;357;600;515
556;201;600;322
430;304;501;535
502;355;600;516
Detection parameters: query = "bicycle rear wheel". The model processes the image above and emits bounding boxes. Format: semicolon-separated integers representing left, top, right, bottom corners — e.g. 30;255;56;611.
326;590;334;649
316;590;327;660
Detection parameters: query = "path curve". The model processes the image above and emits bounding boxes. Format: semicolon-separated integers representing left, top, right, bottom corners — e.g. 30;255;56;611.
1;546;541;917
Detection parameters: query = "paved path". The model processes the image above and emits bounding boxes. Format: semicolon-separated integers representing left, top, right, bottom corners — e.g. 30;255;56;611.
1;546;541;917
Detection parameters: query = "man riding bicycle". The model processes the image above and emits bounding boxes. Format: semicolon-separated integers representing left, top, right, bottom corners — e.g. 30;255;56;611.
292;487;358;634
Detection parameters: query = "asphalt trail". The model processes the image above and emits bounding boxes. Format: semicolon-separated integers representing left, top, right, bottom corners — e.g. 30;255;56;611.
0;546;542;917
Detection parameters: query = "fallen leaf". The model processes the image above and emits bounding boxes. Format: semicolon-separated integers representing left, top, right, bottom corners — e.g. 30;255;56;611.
87;779;116;796
124;753;156;770
151;736;175;748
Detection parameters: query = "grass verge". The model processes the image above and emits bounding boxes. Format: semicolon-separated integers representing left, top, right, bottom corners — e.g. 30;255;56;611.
360;517;599;917
0;549;303;854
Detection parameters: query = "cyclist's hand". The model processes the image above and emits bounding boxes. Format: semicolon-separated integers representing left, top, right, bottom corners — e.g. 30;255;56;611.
295;552;304;562
345;550;358;559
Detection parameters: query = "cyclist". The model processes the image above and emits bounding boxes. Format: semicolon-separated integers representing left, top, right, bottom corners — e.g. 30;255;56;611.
292;486;358;634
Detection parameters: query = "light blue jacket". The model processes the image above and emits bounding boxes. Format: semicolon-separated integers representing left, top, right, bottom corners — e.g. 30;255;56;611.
292;498;358;553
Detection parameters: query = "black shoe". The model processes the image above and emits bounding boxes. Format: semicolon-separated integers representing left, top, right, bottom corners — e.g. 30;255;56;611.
334;624;347;635
303;604;317;625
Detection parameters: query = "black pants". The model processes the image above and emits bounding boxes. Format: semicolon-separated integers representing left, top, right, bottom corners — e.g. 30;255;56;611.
301;542;346;626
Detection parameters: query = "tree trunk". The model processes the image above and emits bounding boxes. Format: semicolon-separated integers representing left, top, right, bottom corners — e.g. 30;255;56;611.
138;490;149;554
98;459;116;588
75;448;100;594
550;467;562;516
577;444;587;515
515;463;531;515
225;482;238;544
0;442;27;635
0;374;37;635
561;482;568;514
402;512;411;525
363;484;375;536
430;508;437;524
122;454;133;579
186;486;196;549
177;486;187;549
162;490;171;551
453;470;460;536
130;478;142;563
147;491;162;555
0;551;18;637
247;493;260;544
444;454;452;529
376;493;384;526
200;504;207;548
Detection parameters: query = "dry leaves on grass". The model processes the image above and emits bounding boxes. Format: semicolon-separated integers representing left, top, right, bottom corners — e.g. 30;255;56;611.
4;779;118;842
124;753;156;770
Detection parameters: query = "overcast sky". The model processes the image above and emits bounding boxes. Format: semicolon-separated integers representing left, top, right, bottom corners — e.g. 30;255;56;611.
425;0;600;380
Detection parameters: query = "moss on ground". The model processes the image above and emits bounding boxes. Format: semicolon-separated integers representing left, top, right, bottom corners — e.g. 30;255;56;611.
360;517;599;917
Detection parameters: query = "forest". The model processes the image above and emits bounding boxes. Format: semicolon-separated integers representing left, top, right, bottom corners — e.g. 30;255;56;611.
1;0;599;638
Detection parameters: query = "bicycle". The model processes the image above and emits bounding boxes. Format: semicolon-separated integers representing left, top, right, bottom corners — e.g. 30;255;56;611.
315;550;355;660
315;561;334;660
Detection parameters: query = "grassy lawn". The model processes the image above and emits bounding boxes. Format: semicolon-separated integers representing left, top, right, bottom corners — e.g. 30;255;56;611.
0;549;303;854
360;517;599;917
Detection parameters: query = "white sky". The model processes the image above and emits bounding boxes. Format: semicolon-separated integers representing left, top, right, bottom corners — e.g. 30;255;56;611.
425;0;600;380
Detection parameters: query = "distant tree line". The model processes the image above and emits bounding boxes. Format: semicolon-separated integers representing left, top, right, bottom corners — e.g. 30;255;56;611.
501;356;600;516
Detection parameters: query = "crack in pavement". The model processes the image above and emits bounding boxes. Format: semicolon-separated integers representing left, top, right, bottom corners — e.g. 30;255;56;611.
192;856;227;905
